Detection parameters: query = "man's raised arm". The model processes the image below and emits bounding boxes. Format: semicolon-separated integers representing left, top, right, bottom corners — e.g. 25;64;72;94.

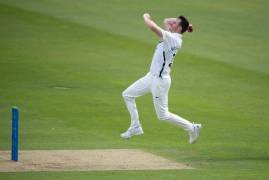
143;13;163;38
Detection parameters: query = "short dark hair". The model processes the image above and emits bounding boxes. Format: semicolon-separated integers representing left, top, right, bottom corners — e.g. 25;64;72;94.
178;16;189;33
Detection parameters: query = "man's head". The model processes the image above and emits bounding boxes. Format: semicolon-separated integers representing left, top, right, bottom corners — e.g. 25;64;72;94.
165;15;192;34
178;16;191;34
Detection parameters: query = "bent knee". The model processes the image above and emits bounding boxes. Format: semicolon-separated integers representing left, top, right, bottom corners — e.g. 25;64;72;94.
122;90;133;100
122;88;130;97
122;90;127;98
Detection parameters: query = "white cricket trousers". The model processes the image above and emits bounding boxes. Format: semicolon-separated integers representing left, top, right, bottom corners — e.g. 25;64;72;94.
122;73;193;132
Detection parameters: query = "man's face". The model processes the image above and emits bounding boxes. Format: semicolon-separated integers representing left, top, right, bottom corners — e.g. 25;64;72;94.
168;18;181;32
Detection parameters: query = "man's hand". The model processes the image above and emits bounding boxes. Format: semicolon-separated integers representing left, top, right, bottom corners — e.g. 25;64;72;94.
143;13;150;20
143;13;163;38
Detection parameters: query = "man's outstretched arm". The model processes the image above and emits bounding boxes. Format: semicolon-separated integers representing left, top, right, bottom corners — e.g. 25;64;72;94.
143;13;163;38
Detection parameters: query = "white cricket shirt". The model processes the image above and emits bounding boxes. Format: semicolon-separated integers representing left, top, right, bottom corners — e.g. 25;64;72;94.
149;30;182;78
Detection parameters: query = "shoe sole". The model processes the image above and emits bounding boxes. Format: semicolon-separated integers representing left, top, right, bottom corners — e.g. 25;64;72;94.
120;131;144;139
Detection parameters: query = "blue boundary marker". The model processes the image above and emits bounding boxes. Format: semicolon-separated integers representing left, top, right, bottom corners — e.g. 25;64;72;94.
11;107;19;161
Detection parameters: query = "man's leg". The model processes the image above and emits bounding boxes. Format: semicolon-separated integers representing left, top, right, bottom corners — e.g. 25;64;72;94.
121;74;151;138
151;77;202;143
151;77;193;131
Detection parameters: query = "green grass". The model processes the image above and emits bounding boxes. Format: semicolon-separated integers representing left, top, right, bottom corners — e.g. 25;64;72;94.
0;0;268;179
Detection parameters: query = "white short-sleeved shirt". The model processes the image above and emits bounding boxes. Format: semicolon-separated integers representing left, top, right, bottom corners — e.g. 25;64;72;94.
149;30;182;78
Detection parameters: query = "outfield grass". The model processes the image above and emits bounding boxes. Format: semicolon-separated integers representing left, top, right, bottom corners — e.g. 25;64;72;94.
0;0;268;179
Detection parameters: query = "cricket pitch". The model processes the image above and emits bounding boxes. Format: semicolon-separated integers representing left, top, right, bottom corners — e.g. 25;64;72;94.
0;149;191;172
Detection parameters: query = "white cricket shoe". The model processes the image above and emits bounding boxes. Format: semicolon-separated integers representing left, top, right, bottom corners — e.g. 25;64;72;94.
189;123;202;144
120;126;144;139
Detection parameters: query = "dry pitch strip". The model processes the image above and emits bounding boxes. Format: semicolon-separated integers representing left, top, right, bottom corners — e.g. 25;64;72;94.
0;107;191;172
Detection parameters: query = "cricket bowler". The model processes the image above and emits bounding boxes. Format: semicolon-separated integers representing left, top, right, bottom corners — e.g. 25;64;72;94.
121;13;202;144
